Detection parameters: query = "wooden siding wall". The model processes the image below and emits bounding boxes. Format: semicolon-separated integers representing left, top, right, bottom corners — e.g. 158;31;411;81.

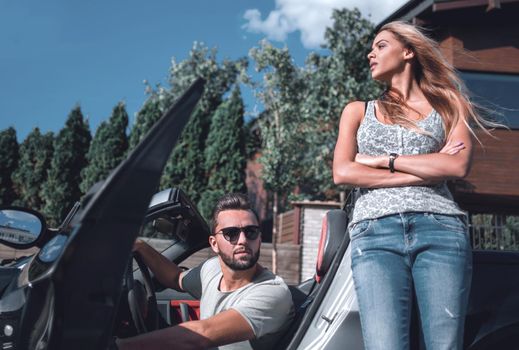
464;130;519;197
433;18;519;213
438;24;519;74
278;209;297;244
453;129;519;213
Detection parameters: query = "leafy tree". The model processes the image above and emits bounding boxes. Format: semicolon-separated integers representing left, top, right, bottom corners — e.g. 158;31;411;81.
41;106;91;226
298;8;380;197
198;88;247;219
0;127;19;205
12;128;54;210
164;43;248;117
250;8;380;203
80;102;129;193
249;42;306;271
161;106;207;204
249;41;305;204
158;43;247;201
128;97;163;150
249;8;380;271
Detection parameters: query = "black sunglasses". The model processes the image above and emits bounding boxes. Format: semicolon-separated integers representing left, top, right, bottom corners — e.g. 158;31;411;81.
214;225;261;244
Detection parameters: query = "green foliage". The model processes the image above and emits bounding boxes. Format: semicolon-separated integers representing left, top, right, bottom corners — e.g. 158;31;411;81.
471;214;519;251
159;43;248;202
12;128;54;210
0;127;19;205
165;42;248;116
161;106;207;203
128;97;163;150
80;102;129;193
41;106;91;226
250;8;381;204
249;42;305;204
199;88;247;219
298;8;380;198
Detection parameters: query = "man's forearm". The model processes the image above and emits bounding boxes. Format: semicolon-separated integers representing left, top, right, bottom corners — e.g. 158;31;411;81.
117;323;211;350
134;240;183;290
117;309;254;350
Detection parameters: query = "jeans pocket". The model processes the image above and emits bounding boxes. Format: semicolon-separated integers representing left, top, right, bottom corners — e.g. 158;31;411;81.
429;213;467;235
349;219;373;239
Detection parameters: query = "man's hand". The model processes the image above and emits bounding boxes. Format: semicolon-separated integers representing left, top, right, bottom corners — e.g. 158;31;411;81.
130;238;184;291
133;238;146;253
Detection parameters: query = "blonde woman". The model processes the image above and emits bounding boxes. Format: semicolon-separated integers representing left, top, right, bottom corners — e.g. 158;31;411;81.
333;22;489;349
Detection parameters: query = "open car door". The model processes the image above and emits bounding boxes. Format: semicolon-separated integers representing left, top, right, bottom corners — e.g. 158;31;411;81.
14;79;205;350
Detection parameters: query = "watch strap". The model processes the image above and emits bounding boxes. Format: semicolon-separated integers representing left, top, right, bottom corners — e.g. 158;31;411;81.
389;153;398;173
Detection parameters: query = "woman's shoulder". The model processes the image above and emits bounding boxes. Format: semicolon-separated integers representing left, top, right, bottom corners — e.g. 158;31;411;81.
340;100;370;123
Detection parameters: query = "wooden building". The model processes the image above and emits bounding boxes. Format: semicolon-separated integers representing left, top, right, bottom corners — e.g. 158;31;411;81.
249;0;519;255
379;0;519;249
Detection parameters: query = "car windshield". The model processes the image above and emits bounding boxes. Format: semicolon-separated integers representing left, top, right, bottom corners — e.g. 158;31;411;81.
138;216;183;253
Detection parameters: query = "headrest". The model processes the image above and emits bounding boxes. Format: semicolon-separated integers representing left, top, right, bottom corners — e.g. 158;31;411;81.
315;209;348;283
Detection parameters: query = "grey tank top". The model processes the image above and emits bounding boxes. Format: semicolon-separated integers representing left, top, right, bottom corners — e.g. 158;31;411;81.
350;100;465;226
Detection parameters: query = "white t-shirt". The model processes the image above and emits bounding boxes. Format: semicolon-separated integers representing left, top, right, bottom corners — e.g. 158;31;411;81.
182;257;294;349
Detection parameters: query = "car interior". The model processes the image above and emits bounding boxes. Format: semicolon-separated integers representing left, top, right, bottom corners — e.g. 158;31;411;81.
125;190;351;349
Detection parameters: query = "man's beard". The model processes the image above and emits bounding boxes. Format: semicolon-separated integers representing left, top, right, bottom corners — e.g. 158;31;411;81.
219;246;260;271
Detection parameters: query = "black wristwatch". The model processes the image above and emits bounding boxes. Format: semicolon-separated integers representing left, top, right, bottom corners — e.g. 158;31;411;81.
388;153;399;173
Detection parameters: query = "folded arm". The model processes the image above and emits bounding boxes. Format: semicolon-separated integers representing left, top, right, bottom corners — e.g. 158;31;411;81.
355;118;473;180
333;102;430;189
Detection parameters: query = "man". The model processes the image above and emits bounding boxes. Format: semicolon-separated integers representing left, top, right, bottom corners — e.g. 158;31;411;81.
117;193;294;349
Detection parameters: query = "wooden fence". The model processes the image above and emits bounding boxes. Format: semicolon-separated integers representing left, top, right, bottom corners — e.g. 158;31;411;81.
278;209;298;244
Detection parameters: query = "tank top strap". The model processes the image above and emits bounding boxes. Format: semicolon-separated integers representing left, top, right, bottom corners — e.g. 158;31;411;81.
361;100;377;124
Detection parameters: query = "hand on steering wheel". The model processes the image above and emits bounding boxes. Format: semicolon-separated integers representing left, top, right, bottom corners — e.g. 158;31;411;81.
126;252;159;334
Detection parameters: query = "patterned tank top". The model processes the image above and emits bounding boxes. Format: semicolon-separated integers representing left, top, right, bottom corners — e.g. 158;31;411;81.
350;100;465;226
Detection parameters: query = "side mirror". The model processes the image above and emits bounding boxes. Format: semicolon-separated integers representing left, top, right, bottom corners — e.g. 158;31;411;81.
0;207;46;248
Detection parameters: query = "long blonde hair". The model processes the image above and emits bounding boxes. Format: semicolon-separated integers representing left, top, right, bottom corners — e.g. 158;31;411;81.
377;21;496;140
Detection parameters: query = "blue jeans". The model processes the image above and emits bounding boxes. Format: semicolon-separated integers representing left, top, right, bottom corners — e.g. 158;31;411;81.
350;212;472;350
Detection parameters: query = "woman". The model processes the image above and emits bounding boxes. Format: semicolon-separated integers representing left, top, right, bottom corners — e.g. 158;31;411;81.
333;21;490;350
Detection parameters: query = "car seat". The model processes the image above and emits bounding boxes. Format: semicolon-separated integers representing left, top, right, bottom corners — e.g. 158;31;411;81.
277;209;349;349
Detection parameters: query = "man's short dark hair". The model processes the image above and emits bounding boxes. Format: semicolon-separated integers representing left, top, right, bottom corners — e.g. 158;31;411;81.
210;193;259;233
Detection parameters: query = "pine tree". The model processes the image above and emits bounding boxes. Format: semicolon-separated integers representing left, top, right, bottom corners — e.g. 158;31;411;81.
41;106;91;226
198;88;247;219
158;43;247;199
128;98;163;150
0;127;19;205
161;106;207;204
80;102;129;193
12;128;54;210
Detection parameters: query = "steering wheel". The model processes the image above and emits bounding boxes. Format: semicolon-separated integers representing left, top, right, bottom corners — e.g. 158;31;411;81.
126;252;159;334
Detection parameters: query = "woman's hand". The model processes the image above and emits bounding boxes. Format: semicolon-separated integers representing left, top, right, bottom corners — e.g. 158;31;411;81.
355;154;387;169
440;140;465;155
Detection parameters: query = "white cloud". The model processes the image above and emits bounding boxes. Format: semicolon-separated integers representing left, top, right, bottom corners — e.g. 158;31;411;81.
243;0;407;48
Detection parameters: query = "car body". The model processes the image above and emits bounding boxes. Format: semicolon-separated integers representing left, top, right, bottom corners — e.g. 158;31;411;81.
0;79;518;349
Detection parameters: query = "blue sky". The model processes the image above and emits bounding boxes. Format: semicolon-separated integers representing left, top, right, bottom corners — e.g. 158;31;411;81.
0;0;405;141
